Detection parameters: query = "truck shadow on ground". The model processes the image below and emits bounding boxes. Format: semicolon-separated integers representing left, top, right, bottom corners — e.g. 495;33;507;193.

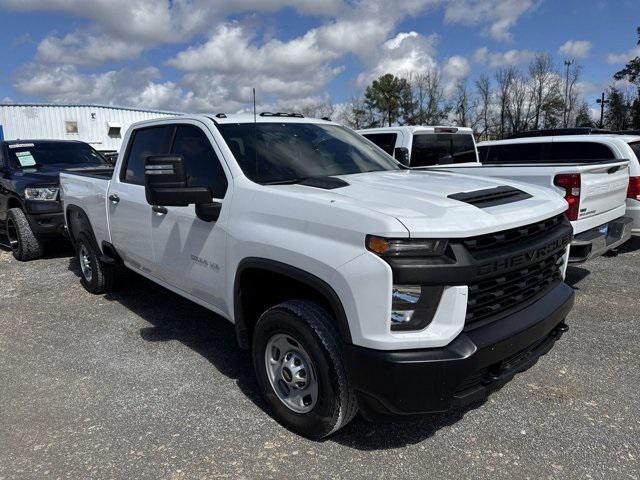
66;257;491;450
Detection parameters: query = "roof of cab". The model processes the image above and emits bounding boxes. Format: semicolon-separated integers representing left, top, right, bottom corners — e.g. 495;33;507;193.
478;135;636;148
128;113;337;130
357;125;474;134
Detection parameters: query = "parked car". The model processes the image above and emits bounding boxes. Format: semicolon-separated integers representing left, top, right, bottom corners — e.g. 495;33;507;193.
358;126;632;263
0;139;112;260
61;114;574;438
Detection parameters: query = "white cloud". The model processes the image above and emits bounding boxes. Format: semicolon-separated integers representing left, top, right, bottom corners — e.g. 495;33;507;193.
473;48;537;68
356;31;439;85
607;45;640;64
444;0;539;42
37;30;146;65
558;40;592;59
0;0;345;43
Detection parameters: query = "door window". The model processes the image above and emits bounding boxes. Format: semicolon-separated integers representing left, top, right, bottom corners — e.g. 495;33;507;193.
121;126;173;185
170;125;228;198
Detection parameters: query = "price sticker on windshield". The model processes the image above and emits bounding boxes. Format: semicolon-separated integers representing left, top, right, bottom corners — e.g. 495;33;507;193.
15;151;37;167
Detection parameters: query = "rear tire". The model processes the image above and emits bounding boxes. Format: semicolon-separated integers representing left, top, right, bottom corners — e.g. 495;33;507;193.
76;233;114;294
252;299;358;439
6;208;44;261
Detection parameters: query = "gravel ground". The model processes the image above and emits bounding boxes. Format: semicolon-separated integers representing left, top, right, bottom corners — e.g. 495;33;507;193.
0;236;639;480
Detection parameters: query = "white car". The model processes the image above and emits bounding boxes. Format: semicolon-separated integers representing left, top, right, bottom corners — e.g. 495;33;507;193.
60;114;574;438
359;126;633;262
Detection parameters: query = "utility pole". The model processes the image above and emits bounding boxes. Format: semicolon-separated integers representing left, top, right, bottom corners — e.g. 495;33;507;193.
596;92;609;128
563;59;574;127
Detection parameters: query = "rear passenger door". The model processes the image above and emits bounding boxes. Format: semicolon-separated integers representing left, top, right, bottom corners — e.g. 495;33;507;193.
108;125;172;275
151;122;230;311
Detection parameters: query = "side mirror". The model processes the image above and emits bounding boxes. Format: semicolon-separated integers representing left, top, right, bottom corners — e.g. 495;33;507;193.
195;201;222;223
144;155;211;206
394;147;410;166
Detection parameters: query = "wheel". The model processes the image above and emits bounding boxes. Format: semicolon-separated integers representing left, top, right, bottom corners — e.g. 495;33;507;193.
6;208;44;261
76;233;114;294
252;299;358;439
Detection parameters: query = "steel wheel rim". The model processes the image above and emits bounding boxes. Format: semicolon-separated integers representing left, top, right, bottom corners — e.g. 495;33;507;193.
265;333;318;414
79;244;93;282
6;219;19;251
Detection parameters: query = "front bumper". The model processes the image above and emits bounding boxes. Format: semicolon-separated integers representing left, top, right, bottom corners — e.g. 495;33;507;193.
569;216;633;263
344;282;574;418
24;200;66;237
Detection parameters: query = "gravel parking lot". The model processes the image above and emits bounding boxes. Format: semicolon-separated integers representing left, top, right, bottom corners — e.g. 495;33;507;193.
1;237;639;480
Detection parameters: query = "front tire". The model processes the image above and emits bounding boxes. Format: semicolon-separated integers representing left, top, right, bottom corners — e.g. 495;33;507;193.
76;233;114;294
252;300;358;439
6;208;44;261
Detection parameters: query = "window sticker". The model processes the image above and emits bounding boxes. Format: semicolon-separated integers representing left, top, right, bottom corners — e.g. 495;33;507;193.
15;151;37;167
9;143;35;149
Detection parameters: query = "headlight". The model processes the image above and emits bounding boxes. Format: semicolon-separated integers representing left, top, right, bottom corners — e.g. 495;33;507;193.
366;235;448;257
24;187;59;201
391;285;443;332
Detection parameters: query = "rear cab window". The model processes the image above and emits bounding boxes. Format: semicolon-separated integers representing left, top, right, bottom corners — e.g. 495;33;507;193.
411;133;477;167
362;133;397;155
628;141;640;161
483;141;615;164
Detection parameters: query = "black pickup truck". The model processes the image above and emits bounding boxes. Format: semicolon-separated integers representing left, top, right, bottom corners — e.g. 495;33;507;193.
0;140;111;260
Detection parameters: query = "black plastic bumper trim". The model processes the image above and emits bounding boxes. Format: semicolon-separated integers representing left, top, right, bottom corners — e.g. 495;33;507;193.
343;282;575;418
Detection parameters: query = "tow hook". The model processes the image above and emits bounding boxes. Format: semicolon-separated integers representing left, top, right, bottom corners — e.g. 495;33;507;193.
552;322;569;338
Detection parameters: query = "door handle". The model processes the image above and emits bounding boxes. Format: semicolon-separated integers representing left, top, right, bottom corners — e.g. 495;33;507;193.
108;194;120;204
152;205;168;215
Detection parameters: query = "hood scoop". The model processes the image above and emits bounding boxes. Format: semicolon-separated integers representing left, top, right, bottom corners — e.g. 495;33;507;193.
299;176;349;190
448;185;532;208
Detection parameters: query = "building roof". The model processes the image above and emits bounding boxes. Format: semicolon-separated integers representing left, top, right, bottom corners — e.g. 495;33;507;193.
0;102;181;116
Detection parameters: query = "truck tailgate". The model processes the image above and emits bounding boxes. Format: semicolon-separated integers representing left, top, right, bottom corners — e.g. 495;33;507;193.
576;161;629;222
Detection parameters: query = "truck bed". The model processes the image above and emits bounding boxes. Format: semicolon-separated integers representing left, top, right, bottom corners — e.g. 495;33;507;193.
430;159;630;234
60;169;113;247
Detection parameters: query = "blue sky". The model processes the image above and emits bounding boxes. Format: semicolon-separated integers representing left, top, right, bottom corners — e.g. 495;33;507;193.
0;0;638;114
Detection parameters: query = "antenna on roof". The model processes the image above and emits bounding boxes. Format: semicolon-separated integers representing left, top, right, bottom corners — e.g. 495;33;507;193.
253;88;257;124
253;88;258;179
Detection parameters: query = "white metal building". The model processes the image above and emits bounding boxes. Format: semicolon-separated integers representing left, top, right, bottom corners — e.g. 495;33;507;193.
0;103;179;152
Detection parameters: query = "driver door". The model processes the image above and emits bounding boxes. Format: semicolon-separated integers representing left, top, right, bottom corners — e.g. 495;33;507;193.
151;122;230;311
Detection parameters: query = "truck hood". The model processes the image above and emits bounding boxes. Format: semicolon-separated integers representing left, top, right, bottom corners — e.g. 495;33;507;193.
325;170;568;237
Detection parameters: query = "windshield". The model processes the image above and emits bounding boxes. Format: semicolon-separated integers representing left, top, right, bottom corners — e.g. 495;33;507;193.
216;122;400;184
8;142;106;169
411;133;477;167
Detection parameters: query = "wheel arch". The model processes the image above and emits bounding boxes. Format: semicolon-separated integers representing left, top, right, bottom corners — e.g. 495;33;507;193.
233;257;352;349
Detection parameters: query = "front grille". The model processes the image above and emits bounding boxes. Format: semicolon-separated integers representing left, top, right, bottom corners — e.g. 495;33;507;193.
463;214;566;252
465;251;564;325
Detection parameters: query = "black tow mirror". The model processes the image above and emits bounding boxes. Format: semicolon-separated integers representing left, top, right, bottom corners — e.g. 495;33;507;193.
144;155;211;206
394;147;410;166
195;201;222;222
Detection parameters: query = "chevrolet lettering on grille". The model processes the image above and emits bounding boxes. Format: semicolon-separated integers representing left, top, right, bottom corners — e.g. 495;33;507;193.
476;233;572;277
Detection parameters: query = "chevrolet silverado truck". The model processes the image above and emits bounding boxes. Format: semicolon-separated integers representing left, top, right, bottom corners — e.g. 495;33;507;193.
0;139;110;260
359;127;632;262
60;114;574;438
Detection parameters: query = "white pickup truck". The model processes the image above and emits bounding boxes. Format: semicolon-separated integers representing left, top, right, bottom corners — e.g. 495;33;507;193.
359;127;632;262
60;114;574;438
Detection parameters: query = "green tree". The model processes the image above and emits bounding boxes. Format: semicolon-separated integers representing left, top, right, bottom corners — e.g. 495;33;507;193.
364;74;412;127
604;87;631;130
574;102;595;127
614;27;640;85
